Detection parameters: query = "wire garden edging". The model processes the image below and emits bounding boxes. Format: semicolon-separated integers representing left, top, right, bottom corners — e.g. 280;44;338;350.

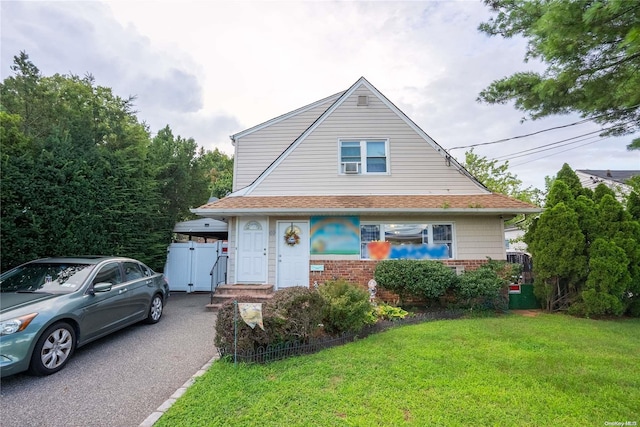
218;309;465;365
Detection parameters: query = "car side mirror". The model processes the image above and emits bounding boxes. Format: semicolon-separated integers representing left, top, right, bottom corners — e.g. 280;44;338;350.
92;282;113;294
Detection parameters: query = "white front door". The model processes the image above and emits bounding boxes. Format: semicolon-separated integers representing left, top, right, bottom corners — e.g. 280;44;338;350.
277;221;309;289
237;218;267;283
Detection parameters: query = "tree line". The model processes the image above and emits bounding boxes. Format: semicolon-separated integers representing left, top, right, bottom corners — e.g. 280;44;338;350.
525;164;640;317
0;52;232;271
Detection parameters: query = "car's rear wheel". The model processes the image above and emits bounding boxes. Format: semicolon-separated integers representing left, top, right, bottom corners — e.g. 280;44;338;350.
29;322;76;376
144;294;163;324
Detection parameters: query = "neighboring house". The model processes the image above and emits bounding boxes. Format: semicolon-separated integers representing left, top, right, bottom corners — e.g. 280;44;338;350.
504;224;527;254
504;223;533;284
575;169;639;200
192;77;540;292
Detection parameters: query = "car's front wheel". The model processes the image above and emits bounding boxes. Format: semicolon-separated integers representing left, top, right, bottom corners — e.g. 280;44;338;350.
144;294;164;324
29;322;76;376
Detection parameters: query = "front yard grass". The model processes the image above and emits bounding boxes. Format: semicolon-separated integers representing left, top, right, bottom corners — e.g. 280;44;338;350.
156;314;640;426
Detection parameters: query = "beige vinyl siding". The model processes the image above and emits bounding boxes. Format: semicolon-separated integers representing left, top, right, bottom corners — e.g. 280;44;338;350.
226;214;505;284
454;216;506;260
233;95;341;191
249;86;485;196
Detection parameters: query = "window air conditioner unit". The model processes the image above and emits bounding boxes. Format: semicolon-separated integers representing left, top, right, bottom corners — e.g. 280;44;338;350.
343;162;360;174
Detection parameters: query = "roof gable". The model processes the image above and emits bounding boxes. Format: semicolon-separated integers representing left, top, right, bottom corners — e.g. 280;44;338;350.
230;91;345;143
231;77;487;196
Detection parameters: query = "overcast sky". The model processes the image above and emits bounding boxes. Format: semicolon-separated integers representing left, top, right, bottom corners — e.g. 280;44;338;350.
2;0;638;191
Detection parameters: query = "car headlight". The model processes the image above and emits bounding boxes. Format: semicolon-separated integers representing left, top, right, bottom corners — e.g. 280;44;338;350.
0;313;38;336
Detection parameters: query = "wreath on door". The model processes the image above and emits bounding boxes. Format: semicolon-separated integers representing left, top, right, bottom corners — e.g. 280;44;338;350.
284;225;301;246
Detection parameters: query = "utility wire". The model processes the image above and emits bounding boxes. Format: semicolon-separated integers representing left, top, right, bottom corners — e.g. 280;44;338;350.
493;120;636;161
448;118;595;150
448;104;640;151
509;137;611;168
499;135;602;161
493;132;602;161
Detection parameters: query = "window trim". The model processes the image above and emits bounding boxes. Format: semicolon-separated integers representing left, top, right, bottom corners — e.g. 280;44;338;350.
338;139;390;175
360;222;455;260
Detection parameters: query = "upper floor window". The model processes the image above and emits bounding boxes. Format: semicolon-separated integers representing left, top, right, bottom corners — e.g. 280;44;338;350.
340;139;388;174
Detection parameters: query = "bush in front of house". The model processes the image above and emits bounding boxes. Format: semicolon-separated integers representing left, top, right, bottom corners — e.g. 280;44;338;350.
269;286;326;341
318;279;374;334
454;265;506;310
375;260;458;304
372;259;418;303
214;287;326;356
374;303;409;321
214;295;274;356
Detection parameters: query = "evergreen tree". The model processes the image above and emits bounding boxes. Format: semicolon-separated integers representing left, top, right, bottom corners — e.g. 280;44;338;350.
1;52;235;271
478;1;640;149
526;202;587;311
545;179;575;208
577;238;631;317
628;191;640;221
592;183;618;204
554;163;586;199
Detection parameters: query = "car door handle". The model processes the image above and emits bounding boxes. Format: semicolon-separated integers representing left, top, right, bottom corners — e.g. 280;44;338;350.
119;288;128;294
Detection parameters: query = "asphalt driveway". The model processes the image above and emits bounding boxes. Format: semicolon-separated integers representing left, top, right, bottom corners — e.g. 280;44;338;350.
0;292;218;427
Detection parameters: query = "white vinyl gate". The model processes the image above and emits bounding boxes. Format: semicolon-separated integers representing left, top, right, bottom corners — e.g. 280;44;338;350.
164;241;228;292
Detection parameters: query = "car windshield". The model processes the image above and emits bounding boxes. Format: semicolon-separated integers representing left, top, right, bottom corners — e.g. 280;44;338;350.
0;263;95;294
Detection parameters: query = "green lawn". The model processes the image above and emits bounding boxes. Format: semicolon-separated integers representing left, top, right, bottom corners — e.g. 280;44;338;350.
156;314;640;426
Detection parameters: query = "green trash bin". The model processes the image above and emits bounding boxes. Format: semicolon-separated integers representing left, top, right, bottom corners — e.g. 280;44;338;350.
508;284;541;310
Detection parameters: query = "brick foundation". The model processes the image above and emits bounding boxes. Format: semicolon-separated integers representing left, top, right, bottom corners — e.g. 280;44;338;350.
308;259;489;303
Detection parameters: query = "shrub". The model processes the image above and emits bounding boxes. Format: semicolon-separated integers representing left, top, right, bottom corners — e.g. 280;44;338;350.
214;296;273;355
627;299;640;318
375;260;458;303
578;239;630;317
373;260;417;303
454;266;506;310
575;289;624;317
269;286;326;341
318;279;373;334
483;258;523;284
374;303;409;321
405;261;458;300
214;287;326;354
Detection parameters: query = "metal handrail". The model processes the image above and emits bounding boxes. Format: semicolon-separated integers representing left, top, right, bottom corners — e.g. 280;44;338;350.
210;254;228;304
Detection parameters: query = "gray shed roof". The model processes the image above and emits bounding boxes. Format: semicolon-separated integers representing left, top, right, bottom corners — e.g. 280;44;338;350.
173;218;228;239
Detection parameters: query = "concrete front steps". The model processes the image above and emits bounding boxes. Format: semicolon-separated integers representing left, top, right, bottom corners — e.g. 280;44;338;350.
205;284;275;310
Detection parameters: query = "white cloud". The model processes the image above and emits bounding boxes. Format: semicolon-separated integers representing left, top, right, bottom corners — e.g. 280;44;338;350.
1;0;638;190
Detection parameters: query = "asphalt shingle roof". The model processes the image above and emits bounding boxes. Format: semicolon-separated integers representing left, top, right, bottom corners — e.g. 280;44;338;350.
196;193;540;215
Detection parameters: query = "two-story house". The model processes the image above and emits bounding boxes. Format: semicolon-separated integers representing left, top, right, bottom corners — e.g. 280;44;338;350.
192;77;540;292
